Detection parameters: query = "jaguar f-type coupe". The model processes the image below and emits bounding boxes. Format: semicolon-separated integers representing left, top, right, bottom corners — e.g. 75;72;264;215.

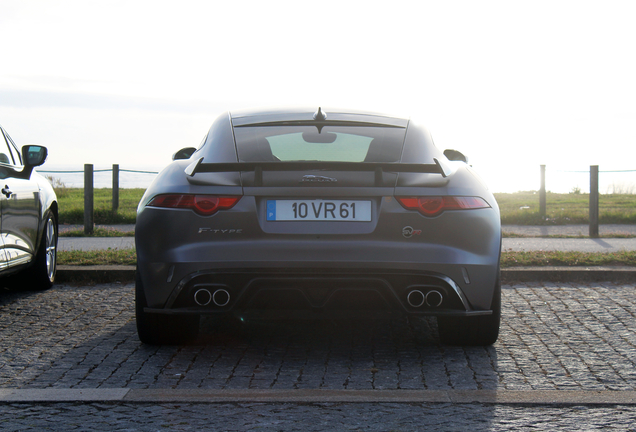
135;108;501;346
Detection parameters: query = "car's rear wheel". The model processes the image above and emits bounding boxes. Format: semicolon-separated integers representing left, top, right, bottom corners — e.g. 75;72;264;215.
20;212;57;290
135;272;200;345
437;275;501;346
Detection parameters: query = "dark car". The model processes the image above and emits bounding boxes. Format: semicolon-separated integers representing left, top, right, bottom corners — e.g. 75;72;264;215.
0;124;58;290
135;108;501;346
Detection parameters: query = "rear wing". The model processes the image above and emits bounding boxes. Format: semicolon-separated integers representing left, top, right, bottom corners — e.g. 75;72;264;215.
185;157;450;187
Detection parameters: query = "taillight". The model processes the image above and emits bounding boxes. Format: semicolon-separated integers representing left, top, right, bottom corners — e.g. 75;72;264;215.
148;194;241;216
396;196;490;217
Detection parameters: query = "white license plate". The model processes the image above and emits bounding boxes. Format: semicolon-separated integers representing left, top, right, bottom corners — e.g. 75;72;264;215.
267;199;372;221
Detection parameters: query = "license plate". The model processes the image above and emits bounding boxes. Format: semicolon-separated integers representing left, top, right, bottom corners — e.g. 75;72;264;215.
267;199;372;221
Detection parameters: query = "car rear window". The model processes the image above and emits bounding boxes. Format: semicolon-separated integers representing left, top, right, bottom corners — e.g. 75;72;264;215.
233;125;406;163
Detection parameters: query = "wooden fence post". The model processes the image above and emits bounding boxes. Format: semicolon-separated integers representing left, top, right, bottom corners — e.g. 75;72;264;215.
112;164;119;212
589;165;599;238
84;164;94;235
539;165;546;218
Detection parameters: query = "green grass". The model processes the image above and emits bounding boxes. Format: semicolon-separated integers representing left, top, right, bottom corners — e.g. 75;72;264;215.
57;249;636;267
495;192;636;225
59;249;137;266
56;188;145;225
59;228;135;237
500;250;636;267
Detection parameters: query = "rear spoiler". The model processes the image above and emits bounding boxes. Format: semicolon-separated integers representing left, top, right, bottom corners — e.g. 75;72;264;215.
185;157;450;187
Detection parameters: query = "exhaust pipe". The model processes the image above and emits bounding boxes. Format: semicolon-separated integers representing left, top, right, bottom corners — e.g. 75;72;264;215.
194;288;231;307
425;290;443;307
407;290;425;308
407;289;444;308
194;289;212;306
212;289;230;307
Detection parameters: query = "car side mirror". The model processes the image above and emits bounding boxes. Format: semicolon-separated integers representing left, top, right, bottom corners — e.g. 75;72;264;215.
22;145;48;167
173;147;197;161
443;149;468;163
8;145;48;179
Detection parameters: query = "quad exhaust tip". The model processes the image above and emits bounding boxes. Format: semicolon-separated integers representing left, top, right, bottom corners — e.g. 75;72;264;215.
194;288;230;307
407;289;443;308
425;290;443;307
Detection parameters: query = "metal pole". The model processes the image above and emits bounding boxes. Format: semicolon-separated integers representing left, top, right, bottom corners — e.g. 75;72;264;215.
112;164;119;212
589;165;599;238
84;164;94;235
539;165;546;218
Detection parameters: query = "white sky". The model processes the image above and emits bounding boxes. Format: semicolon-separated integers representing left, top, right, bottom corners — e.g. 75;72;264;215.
1;0;635;193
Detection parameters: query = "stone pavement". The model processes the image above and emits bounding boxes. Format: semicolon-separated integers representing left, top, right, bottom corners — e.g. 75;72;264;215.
4;281;636;392
1;281;636;429
1;402;635;430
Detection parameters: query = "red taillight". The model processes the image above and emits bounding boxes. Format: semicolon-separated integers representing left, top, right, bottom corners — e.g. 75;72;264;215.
396;196;490;217
148;194;241;216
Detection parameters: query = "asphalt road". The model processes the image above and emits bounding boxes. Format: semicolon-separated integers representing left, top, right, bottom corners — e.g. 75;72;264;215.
1;281;636;430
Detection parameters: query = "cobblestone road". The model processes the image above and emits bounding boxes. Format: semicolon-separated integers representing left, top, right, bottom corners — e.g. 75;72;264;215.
1;402;636;431
1;281;636;430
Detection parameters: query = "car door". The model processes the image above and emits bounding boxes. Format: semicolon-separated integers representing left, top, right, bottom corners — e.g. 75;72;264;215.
0;127;40;270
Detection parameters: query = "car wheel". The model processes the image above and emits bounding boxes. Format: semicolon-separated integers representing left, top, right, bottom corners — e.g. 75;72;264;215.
22;212;58;290
437;275;501;346
135;271;200;345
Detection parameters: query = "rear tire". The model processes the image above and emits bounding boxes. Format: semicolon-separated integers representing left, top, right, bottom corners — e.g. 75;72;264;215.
437;275;501;346
20;212;57;290
135;272;200;345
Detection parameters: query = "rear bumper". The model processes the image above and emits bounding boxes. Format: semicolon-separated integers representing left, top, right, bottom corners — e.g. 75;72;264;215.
136;202;501;314
143;309;493;319
139;268;497;319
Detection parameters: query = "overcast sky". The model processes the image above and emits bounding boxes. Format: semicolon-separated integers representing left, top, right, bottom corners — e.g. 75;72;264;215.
1;0;635;193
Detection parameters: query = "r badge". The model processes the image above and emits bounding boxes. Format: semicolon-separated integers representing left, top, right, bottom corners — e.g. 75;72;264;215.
402;226;422;238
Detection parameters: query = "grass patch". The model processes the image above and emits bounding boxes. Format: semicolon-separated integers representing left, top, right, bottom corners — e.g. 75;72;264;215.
495;191;636;225
56;188;145;225
58;249;137;266
57;249;636;268
500;250;636;267
60;228;135;237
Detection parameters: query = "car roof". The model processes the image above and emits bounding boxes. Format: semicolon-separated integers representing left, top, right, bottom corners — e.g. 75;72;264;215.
229;107;409;128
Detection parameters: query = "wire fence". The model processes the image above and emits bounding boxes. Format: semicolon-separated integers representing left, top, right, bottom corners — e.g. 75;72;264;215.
40;168;159;174
547;167;636;194
39;164;160;233
540;165;636;237
39;165;160;190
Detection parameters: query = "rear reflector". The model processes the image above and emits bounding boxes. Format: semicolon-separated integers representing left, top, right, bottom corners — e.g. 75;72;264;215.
148;194;241;216
396;196;490;217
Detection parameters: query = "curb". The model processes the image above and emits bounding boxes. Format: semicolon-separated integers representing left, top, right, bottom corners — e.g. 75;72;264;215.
56;266;636;284
501;266;636;283
57;265;136;284
2;388;636;405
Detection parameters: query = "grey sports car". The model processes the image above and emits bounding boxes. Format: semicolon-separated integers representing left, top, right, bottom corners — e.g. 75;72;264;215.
135;108;501;346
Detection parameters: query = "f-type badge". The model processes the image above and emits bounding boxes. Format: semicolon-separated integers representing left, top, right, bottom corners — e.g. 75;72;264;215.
300;175;337;183
198;228;243;234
